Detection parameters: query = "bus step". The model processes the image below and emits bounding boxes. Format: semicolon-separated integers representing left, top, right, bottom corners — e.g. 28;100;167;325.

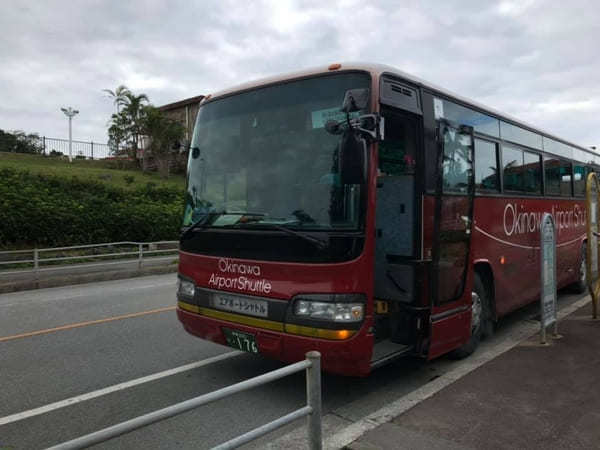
370;339;413;369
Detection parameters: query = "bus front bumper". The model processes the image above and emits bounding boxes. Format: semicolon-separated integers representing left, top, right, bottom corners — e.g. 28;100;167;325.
176;306;373;377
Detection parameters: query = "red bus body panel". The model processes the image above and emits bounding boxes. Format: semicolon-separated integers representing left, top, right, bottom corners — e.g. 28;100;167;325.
470;196;585;317
177;251;376;377
423;194;585;359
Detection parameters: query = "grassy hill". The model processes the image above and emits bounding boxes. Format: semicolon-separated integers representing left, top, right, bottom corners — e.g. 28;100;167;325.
0;152;186;249
0;152;186;191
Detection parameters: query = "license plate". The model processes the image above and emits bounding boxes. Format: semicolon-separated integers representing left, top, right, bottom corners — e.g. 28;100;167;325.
211;293;268;318
223;328;258;353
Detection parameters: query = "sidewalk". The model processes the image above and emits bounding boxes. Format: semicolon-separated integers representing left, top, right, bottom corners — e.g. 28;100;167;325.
347;303;600;450
0;255;177;293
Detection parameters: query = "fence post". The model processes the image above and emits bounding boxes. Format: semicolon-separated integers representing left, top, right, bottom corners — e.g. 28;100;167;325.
34;248;39;281
138;244;143;269
306;351;322;450
91;141;94;159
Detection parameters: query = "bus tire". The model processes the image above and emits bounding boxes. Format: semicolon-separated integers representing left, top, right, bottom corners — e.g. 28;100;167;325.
449;273;490;359
571;242;587;294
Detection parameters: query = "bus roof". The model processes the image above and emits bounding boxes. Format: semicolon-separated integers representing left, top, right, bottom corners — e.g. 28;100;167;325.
206;62;596;158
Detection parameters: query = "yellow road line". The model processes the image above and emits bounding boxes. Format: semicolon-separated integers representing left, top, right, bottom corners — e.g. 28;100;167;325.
0;306;176;343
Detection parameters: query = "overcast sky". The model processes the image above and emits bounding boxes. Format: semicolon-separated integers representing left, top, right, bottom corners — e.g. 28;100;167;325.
1;0;598;147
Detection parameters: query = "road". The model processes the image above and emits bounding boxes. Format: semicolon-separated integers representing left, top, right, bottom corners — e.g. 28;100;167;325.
0;274;585;449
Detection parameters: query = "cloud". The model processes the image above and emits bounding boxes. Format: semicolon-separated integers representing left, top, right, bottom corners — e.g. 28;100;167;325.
0;0;598;147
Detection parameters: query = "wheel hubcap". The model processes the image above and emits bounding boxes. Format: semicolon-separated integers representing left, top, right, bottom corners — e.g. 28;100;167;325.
471;291;482;332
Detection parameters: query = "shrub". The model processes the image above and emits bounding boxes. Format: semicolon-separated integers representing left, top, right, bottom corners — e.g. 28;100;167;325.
103;158;137;171
124;174;135;185
0;167;184;248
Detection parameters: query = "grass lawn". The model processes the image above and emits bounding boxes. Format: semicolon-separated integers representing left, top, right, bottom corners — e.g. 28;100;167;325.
0;152;186;191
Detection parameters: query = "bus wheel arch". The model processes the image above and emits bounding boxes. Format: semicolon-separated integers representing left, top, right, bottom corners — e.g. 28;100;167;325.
474;261;497;338
449;269;493;359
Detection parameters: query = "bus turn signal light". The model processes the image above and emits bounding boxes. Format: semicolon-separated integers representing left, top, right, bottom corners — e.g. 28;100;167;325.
336;330;350;339
328;63;342;70
284;323;355;340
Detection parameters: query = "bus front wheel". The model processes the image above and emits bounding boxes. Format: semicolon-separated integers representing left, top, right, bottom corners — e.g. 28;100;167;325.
449;273;491;359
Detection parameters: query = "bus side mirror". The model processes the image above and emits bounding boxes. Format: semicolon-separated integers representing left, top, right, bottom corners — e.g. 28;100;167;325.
339;130;366;185
341;88;370;113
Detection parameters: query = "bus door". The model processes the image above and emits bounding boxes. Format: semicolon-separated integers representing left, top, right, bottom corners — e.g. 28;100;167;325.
428;120;475;359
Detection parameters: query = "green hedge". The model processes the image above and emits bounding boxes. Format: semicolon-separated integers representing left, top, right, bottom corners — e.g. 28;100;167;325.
0;167;184;248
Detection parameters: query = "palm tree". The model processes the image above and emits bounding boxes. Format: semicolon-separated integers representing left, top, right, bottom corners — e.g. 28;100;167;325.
121;92;149;163
103;85;132;155
103;85;131;114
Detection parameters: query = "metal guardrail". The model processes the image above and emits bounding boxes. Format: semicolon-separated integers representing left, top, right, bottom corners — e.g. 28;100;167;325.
46;351;322;450
0;241;179;276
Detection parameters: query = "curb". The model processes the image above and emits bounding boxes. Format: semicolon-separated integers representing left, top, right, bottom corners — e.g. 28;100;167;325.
325;295;593;450
0;264;177;294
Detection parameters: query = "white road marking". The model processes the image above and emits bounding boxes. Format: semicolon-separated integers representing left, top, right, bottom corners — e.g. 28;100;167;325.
0;350;241;427
324;295;592;450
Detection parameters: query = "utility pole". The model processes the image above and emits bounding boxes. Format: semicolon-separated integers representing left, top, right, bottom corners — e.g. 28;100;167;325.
61;107;79;162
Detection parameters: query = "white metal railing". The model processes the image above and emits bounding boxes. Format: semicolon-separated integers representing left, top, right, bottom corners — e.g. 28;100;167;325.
46;352;322;450
0;241;179;276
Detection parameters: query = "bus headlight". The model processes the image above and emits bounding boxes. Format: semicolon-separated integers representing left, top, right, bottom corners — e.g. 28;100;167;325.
177;278;196;298
292;294;365;322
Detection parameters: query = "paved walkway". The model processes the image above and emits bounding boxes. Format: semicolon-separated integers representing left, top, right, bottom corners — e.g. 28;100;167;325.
348;304;600;449
0;256;177;293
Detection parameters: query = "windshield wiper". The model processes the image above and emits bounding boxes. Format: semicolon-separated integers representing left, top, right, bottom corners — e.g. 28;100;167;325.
182;212;328;250
180;212;221;240
234;222;328;250
180;211;267;240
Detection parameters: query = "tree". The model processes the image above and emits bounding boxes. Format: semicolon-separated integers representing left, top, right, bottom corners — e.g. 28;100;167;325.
141;106;185;178
121;92;149;161
104;85;131;155
102;85;131;114
105;86;149;161
0;129;43;154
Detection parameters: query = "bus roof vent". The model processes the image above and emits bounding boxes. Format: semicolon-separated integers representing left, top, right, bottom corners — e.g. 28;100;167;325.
380;77;421;115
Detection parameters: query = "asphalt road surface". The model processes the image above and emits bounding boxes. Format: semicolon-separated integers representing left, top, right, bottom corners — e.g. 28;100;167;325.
0;274;585;449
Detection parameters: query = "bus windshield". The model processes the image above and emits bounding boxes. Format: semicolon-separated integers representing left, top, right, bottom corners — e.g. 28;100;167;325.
184;72;371;231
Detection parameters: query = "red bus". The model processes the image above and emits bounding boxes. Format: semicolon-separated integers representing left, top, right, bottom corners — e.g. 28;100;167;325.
176;63;591;376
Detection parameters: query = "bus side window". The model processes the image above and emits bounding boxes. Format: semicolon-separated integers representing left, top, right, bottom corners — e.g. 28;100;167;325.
442;128;471;193
502;145;523;192
474;139;499;192
573;164;586;197
523;151;542;194
561;163;573;196
545;157;572;197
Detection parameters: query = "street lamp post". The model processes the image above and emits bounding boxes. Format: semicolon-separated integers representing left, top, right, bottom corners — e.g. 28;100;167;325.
61;107;79;162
